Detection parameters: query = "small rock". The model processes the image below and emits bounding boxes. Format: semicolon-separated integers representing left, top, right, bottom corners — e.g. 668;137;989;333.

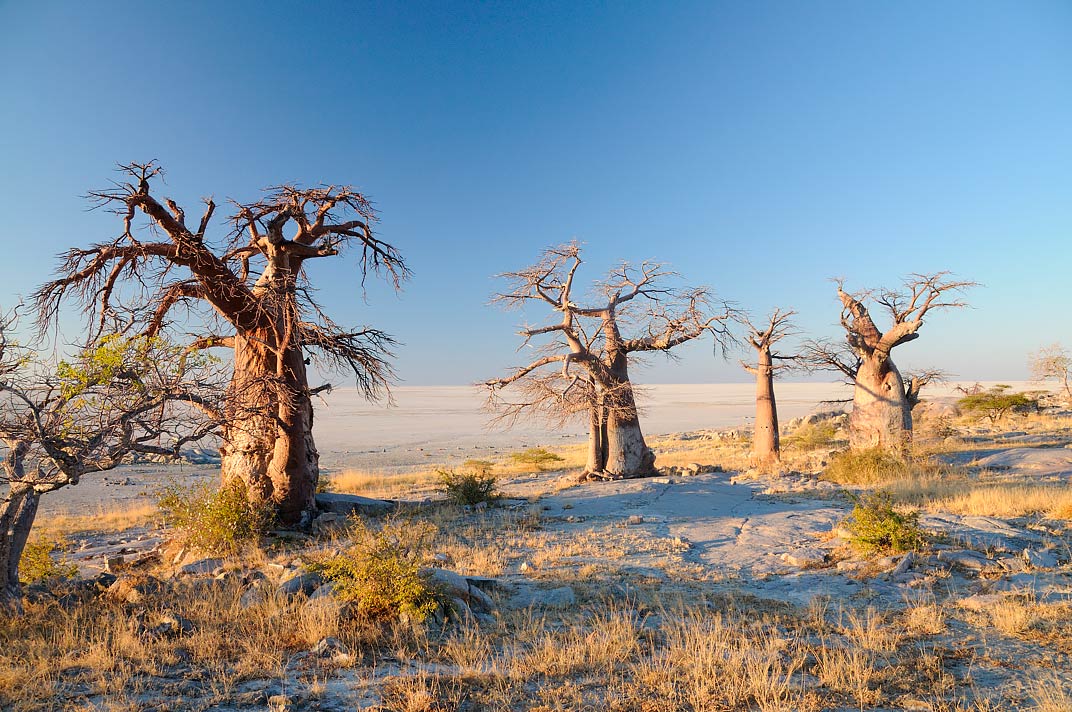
105;555;126;574
891;551;915;576
240;584;270;609
311;636;349;658
782;548;826;568
432;552;453;565
626;514;645;526
276;572;324;597
311;511;346;534
178;558;224;576
533;586;575;608
314;493;393;517
937;549;990;571
105;575;164;604
1023;548;1059;569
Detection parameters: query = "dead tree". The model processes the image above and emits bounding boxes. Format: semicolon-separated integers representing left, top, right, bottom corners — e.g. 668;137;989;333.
902;368;947;410
34;162;407;524
740;309;796;467
486;243;732;479
830;274;974;452
0;309;223;610
1029;344;1072;402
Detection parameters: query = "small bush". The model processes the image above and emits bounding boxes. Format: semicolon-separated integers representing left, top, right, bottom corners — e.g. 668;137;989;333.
844;491;926;555
157;480;272;554
311;518;443;622
437;467;499;506
823;447;910;484
510;447;564;471
785;421;839;450
19;538;79;584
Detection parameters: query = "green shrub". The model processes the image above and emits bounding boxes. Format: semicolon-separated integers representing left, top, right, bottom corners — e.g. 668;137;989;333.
311;518;443;622
19;538;79;584
957;385;1040;423
784;421;839;450
509;447;564;470
844;491;926;555
437;466;499;506
822;447;911;484
157;480;272;554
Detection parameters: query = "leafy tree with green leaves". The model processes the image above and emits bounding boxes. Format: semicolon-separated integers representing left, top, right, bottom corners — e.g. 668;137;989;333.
0;308;224;611
957;385;1039;424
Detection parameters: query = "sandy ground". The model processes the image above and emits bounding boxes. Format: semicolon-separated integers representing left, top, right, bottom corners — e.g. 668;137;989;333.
37;380;1037;515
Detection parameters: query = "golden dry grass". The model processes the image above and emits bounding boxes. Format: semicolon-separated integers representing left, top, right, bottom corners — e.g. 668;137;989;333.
888;478;1072;519
324;469;440;498
34;501;159;539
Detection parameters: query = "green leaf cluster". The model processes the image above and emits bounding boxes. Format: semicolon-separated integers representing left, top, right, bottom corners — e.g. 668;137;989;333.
157;480;273;554
311;519;443;623
509;447;564;470
844;491;926;555
437;463;499;506
957;385;1039;423
19;537;79;584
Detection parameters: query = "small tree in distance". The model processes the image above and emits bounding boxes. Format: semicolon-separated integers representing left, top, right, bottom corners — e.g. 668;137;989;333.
739;309;797;467
1029;343;1072;403
486;243;734;479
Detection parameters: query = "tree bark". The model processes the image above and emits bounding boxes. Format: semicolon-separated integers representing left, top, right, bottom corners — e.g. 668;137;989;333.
600;363;655;477
752;349;780;466
585;402;605;474
850;356;911;453
220;326;319;524
0;486;40;612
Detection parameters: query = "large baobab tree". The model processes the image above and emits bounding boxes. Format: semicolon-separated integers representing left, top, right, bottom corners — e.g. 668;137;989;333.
740;309;796;467
35;162;407;524
826;273;974;452
486;243;732;479
1;309;223;610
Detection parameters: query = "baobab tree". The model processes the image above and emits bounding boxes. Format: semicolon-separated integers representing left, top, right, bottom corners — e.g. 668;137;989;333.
1030;343;1072;403
486;243;732;479
739;309;796;467
1;309;223;610
822;273;974;452
34;162;407;523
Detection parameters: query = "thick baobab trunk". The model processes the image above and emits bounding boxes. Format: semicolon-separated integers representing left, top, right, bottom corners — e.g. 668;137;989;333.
601;369;656;478
220;326;319;524
752;350;780;467
850;357;912;453
0;486;39;612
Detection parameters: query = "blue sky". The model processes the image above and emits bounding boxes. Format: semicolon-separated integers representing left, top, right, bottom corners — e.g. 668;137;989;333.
1;1;1069;385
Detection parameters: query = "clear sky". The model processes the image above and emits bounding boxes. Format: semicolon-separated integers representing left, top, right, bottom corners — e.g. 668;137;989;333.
1;1;1070;386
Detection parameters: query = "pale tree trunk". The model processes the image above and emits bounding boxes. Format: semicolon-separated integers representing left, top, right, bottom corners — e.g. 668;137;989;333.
220;325;319;525
752;349;780;466
0;485;40;611
850;356;911;452
600;347;656;477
